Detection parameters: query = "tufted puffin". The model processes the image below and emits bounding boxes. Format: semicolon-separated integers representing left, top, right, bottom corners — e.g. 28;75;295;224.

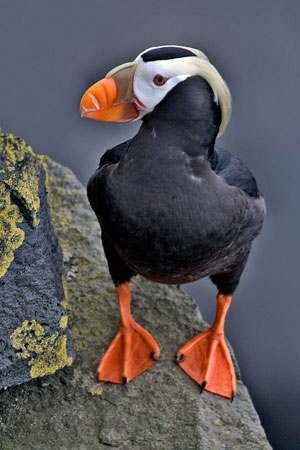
80;45;266;399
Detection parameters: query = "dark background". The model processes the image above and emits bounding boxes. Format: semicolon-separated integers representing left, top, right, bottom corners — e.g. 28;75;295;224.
1;1;299;449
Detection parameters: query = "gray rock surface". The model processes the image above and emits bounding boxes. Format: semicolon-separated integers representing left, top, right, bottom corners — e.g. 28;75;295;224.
0;146;272;449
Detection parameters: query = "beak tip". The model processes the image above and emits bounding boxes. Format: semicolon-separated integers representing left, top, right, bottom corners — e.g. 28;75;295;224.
79;103;89;118
79;72;138;122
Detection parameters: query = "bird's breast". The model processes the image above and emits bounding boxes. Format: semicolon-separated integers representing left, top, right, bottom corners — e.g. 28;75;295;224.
98;162;254;283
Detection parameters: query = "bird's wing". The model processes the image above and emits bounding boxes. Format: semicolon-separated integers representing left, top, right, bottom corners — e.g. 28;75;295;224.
87;138;136;285
209;146;260;197
87;139;131;214
99;139;132;168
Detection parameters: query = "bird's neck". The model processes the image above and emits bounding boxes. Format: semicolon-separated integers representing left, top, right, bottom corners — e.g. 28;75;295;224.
141;75;221;159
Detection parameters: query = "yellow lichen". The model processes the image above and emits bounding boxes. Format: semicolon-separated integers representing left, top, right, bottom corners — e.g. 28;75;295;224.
0;131;41;226
0;130;42;278
60;300;69;310
12;168;40;227
0;183;25;277
59;315;68;329
60;276;69;310
29;334;72;378
10;319;73;378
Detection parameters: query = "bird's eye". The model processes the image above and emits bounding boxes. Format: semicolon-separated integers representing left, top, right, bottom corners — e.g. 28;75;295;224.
153;74;168;86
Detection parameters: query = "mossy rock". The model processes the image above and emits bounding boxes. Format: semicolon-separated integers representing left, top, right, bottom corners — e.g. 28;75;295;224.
0;130;74;388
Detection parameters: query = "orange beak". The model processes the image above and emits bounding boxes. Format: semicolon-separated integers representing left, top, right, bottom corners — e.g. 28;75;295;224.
80;62;139;123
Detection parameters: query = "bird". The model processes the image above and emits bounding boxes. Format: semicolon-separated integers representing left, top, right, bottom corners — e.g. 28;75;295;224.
80;45;266;399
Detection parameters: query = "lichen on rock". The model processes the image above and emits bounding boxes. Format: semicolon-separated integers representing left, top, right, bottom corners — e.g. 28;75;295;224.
0;183;24;278
0;130;74;389
10;319;73;378
0;130;41;227
0;129;42;278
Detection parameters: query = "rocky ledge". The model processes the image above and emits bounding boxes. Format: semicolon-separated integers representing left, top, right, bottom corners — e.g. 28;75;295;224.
0;131;272;450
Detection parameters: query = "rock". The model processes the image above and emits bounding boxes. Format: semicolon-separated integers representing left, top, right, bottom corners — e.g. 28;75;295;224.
0;132;272;449
0;130;74;389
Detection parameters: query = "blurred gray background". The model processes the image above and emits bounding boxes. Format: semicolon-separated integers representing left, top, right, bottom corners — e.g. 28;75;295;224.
0;1;299;449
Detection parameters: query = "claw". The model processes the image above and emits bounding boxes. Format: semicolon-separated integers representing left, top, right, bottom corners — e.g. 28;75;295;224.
176;353;185;364
200;381;207;394
151;351;160;361
122;376;128;389
231;390;236;402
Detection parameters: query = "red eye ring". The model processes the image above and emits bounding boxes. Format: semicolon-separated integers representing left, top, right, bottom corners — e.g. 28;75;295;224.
153;74;168;86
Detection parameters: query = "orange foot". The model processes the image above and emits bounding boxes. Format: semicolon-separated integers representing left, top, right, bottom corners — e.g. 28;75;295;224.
97;282;160;384
176;293;236;399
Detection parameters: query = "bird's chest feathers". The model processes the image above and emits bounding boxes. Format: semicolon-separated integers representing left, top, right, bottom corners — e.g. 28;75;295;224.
101;145;234;245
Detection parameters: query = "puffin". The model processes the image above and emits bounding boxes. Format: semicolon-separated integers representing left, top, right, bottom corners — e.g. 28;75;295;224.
80;45;266;399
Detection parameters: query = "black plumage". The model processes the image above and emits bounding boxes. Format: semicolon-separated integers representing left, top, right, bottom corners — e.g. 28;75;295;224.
87;75;265;295
141;46;196;62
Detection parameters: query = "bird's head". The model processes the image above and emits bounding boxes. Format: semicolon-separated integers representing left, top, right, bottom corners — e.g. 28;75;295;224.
80;45;231;137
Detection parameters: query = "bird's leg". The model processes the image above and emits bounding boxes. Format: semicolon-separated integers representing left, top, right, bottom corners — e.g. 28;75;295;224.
97;282;160;384
176;293;236;399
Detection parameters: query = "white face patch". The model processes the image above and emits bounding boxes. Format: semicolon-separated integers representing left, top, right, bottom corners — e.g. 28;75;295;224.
133;60;190;117
129;46;232;136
